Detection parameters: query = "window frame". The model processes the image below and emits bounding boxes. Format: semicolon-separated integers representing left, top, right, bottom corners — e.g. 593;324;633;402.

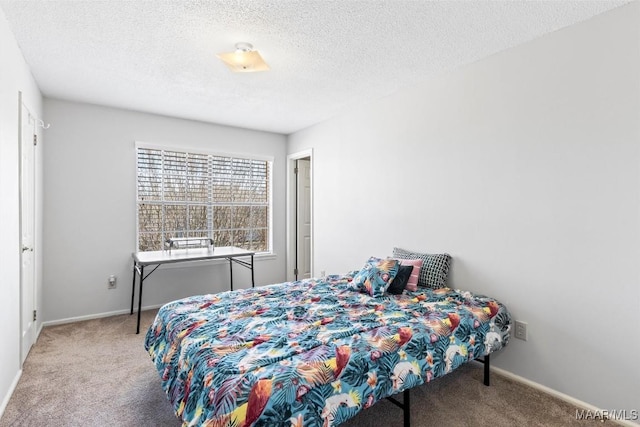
135;141;274;255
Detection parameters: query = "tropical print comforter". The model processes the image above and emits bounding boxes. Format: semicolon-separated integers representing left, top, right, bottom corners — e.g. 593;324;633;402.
144;273;511;427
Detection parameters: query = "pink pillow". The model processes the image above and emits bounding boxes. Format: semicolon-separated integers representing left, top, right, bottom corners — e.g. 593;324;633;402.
399;259;422;292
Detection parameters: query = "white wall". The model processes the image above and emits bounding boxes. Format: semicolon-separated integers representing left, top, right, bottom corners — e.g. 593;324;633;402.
0;6;43;416
289;3;640;415
42;99;287;323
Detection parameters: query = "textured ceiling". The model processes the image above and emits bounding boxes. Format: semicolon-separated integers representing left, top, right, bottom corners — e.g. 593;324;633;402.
0;1;629;134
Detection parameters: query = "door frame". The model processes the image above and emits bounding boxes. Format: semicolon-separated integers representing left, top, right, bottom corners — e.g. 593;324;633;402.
286;149;313;282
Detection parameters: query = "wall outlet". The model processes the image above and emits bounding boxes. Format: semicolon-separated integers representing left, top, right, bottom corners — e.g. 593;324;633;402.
108;275;117;289
514;320;528;341
320;270;326;278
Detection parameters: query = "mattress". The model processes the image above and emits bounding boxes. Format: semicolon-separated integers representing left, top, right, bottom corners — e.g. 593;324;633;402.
145;273;511;427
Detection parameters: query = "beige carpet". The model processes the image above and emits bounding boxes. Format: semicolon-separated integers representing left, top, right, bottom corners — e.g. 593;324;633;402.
0;310;607;427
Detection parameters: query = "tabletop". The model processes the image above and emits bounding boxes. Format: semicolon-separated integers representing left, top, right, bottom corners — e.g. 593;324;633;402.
132;246;255;266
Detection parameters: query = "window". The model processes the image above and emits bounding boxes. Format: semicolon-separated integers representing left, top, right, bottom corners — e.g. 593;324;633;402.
136;144;271;253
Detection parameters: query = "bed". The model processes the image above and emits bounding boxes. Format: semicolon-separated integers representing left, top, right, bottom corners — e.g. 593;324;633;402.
144;260;511;427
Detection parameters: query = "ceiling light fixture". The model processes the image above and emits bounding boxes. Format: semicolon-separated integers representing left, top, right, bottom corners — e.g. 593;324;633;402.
217;42;270;73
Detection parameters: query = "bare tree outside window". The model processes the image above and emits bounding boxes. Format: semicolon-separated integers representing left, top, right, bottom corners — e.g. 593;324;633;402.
136;147;271;253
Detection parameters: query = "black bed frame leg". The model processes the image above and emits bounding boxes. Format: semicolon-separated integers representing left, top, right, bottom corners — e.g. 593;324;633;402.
403;389;410;427
386;387;411;426
484;353;490;386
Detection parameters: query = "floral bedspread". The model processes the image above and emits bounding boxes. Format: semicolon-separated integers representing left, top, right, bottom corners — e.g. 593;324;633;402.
144;273;511;427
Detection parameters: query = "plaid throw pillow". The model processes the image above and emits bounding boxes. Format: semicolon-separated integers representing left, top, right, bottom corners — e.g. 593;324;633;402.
392;247;451;289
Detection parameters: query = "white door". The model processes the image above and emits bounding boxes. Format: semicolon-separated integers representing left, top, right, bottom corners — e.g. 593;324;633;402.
20;99;36;364
296;159;311;280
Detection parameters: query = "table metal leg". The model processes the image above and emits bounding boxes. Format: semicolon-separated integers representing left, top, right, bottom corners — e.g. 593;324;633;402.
136;265;144;334
251;255;255;287
229;258;234;291
130;262;137;315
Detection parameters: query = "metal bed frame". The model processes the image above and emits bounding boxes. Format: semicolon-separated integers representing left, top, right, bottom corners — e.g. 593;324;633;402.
386;354;491;427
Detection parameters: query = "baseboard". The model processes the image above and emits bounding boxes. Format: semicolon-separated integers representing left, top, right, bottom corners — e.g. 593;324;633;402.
41;304;164;327
489;365;639;427
0;369;22;420
36;321;43;340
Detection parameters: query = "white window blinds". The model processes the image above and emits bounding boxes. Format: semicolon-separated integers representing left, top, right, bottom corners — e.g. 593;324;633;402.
136;146;271;252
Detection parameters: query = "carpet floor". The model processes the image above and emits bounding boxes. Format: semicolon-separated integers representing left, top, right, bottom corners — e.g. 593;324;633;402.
0;310;608;426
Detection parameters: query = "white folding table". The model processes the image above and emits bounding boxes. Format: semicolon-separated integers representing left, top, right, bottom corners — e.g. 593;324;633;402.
130;246;255;333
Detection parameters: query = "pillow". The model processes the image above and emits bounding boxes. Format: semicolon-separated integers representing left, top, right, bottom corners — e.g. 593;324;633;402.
352;256;400;296
386;264;414;295
392;247;451;289
398;258;422;292
360;266;386;297
350;262;373;291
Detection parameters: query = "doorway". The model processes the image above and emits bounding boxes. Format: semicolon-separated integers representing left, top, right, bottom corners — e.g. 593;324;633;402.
19;93;37;365
287;150;313;282
295;158;311;280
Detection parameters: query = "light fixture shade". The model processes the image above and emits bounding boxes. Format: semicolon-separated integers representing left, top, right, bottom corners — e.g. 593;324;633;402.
217;44;269;73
